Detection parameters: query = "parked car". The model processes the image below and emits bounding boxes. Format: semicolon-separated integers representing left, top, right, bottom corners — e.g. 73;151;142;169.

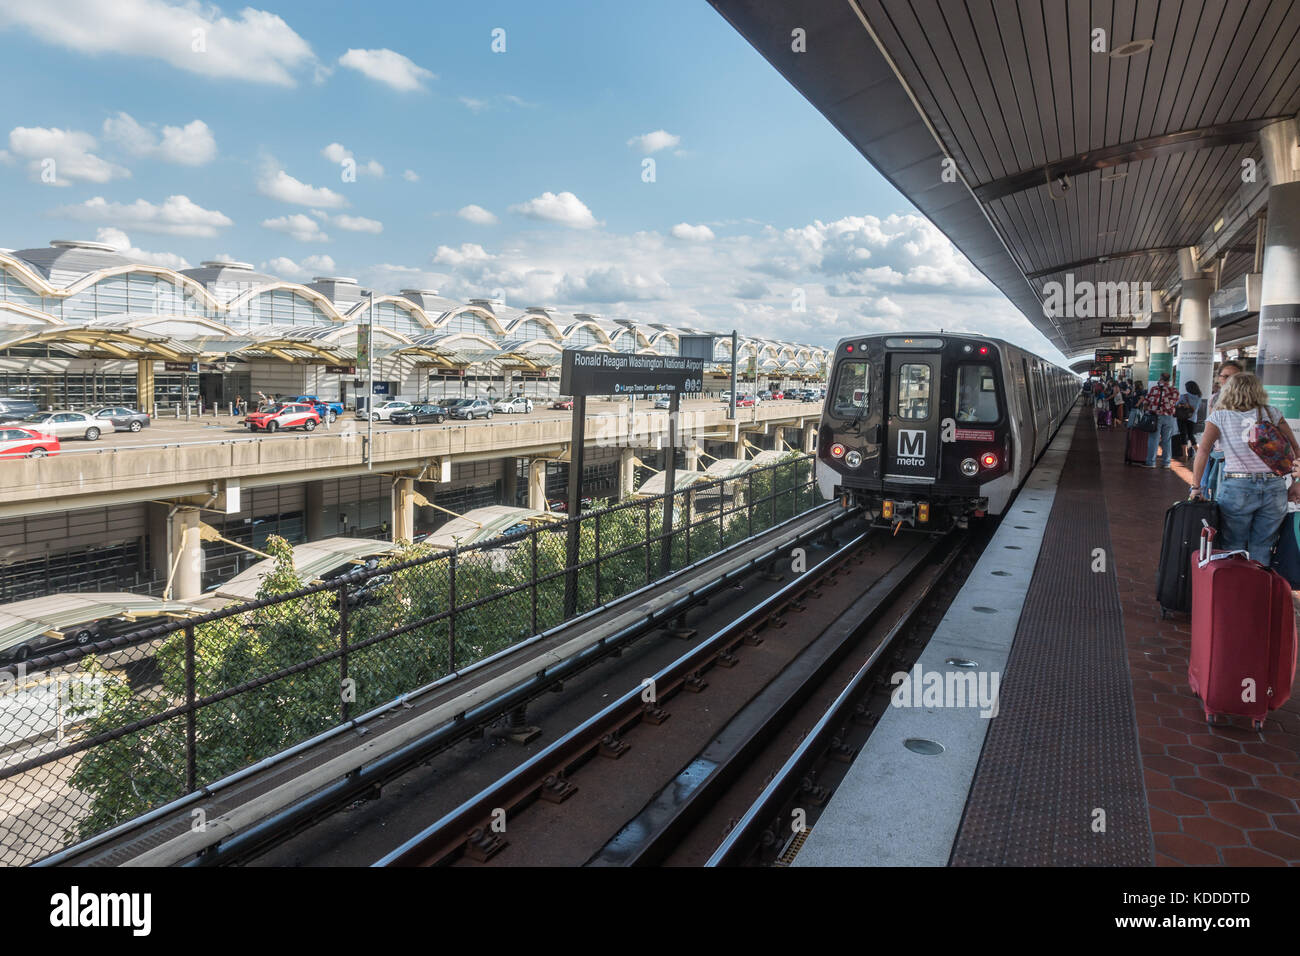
0;427;60;459
546;496;593;513
494;397;534;414
719;391;732;404
653;395;672;410
735;395;757;407
770;390;784;400
0;613;159;667
390;403;448;425
0;399;39;423
243;402;321;433
449;398;494;420
291;395;343;422
551;397;574;410
93;406;151;432
360;400;412;423
17;411;114;441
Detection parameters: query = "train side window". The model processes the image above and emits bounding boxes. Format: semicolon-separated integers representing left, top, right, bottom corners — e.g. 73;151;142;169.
896;363;930;420
956;365;999;423
830;360;869;417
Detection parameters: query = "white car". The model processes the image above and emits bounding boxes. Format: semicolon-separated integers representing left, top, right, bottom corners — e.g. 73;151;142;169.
360;400;411;423
493;397;534;414
16;411;114;441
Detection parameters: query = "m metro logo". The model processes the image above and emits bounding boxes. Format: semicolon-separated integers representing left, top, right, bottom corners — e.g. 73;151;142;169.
897;428;926;465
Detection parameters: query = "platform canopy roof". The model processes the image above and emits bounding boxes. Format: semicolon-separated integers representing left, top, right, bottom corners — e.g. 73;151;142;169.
709;0;1300;361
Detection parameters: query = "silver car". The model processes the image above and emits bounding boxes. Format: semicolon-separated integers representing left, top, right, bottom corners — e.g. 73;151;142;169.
18;411;115;441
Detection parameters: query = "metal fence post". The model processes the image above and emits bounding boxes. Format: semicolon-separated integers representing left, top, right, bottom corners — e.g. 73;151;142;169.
683;488;692;565
644;499;652;585
448;551;457;672
530;530;538;637
594;510;602;606
338;580;350;722
747;471;754;538
184;622;197;793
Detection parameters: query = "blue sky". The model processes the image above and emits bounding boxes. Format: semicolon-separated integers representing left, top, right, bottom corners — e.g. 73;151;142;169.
0;0;1069;364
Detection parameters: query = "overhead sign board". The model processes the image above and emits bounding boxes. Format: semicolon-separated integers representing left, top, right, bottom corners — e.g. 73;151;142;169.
1094;350;1135;363
1099;322;1173;337
325;365;356;375
560;349;704;397
164;361;199;373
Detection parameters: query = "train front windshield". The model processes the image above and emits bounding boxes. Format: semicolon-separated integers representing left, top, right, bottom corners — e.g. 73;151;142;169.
830;361;869;419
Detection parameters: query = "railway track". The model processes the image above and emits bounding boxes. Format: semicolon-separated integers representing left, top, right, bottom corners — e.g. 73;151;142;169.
375;524;970;867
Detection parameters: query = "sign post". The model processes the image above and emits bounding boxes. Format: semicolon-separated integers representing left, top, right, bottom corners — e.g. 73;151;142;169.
558;349;705;617
360;293;373;469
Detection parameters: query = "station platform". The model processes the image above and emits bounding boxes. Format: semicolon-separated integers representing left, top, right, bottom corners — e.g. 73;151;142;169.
796;403;1300;867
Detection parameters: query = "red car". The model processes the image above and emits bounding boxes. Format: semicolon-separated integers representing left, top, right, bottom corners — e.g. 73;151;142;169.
551;398;574;410
0;426;61;459
243;402;321;433
735;395;757;407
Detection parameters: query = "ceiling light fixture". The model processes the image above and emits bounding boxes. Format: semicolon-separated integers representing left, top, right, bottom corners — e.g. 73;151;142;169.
1100;168;1128;181
1110;38;1154;58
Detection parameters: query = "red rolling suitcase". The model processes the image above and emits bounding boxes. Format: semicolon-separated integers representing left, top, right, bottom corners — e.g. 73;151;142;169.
1188;528;1297;729
1124;426;1148;465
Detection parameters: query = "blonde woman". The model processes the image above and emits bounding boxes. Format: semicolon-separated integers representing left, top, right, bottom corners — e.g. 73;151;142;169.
1190;373;1298;565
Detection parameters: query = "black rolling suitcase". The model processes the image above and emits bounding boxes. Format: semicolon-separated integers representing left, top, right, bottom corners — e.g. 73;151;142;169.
1156;499;1220;616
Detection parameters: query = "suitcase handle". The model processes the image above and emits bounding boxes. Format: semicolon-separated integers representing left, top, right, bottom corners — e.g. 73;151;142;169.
1198;547;1252;569
1198;522;1216;563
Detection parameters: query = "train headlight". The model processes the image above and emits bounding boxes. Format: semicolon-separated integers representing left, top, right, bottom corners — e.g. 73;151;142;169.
845;449;863;468
961;458;979;477
829;442;846;458
980;452;998;469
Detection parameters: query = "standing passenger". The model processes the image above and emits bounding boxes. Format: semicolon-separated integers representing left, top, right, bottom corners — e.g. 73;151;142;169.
1190;373;1297;565
1175;381;1202;459
1141;372;1179;468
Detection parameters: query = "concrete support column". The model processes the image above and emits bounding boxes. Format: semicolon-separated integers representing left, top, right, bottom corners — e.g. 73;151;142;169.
392;477;415;543
1147;334;1171;385
503;457;519;506
618;447;635;500
1258;118;1300;425
168;506;202;601
147;501;169;582
137;357;156;417
1177;248;1215;395
685;442;700;471
802;420;817;453
528;459;547;511
305;480;326;541
1132;336;1149;383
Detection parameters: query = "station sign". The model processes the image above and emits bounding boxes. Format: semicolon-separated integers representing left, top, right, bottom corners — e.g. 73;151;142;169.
164;361;199;373
1099;321;1173;337
559;349;705;397
325;365;356;375
1095;349;1135;362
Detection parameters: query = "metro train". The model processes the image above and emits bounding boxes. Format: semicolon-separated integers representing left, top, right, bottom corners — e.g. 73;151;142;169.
816;333;1077;529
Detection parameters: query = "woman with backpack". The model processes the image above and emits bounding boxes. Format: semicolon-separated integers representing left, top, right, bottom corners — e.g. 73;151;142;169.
1189;373;1298;566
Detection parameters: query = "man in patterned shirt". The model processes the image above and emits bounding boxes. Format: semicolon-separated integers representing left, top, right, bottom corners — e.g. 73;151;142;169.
1141;372;1180;469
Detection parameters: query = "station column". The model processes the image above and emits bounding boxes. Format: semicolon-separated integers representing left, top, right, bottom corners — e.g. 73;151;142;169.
528;459;547;510
1147;290;1171;384
1258;118;1300;426
1130;336;1148;384
305;480;325;541
137;358;156;417
618;447;635;500
392;477;415;543
1177;248;1215;394
169;506;202;601
802;420;817;453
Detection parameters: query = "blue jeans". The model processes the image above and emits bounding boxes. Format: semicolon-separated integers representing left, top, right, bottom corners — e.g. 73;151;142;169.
1216;475;1287;566
1146;415;1177;466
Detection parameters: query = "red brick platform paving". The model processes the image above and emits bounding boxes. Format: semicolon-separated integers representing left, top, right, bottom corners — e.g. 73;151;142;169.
1096;416;1300;865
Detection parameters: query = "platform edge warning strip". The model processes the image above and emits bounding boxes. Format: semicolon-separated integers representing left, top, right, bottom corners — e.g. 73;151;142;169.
949;408;1154;866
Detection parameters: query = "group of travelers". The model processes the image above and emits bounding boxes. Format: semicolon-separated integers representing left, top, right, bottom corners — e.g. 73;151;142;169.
1091;362;1299;568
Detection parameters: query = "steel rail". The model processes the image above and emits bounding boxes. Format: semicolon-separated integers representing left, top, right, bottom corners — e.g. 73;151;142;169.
373;521;877;867
704;536;971;867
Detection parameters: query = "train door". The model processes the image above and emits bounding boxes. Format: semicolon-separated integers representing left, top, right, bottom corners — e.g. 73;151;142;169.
883;352;939;482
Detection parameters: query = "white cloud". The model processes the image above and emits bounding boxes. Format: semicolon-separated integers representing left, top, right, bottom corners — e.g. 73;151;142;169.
54;194;232;237
332;214;383;234
457;204;498;226
103;112;216;165
258;166;346;208
261;254;337;280
337;48;434;92
460;93;535;112
671;222;714;241
262;213;328;242
0;0;317;86
509;191;600;229
433;243;493;267
402;169;419;182
627;130;680;153
320;142;382;177
459;97;488;112
7;126;129;185
93;227;191;269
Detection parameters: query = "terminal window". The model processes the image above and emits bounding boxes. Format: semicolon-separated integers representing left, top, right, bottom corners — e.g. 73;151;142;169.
896;363;931;420
956;365;999;423
830;360;869;418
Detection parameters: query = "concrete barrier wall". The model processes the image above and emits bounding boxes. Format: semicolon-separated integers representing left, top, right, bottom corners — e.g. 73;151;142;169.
3;402;822;516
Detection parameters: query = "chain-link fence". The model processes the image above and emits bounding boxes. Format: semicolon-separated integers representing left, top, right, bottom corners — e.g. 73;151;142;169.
0;454;818;865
